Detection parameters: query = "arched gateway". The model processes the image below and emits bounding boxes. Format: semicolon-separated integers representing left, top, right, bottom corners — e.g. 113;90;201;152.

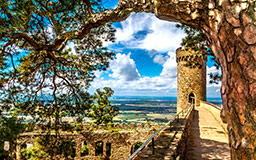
2;0;255;159
89;1;254;159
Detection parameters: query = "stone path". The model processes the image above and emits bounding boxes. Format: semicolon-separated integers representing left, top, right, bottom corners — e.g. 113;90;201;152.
133;103;230;160
186;105;230;160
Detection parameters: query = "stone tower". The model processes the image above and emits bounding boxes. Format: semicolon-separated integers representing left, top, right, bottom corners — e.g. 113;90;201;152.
176;47;207;113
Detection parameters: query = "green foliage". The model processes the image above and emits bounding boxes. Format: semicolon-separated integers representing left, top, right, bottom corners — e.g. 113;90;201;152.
21;136;76;160
176;24;222;83
0;0;116;129
0;0;118;158
81;142;89;156
21;140;50;160
176;24;207;50
89;87;119;125
0;116;25;159
146;118;151;126
133;142;143;152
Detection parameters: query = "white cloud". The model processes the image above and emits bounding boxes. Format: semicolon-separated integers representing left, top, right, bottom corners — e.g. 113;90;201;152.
90;52;177;95
207;66;222;87
109;53;140;81
153;54;168;65
113;13;186;53
115;13;151;43
90;54;222;97
160;52;177;78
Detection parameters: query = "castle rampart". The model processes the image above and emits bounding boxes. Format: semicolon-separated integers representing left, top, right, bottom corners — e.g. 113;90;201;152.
14;123;161;160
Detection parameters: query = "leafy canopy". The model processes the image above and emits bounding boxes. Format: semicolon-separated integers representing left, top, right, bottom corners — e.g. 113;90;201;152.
1;0;117;120
0;0;120;158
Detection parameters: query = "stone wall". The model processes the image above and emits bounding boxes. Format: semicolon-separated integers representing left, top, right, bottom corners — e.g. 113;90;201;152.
133;105;194;160
176;105;195;159
15;124;161;160
176;47;207;113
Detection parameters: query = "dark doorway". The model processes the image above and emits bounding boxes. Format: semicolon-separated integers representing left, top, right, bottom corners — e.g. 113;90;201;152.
95;141;103;156
189;93;195;104
81;141;89;156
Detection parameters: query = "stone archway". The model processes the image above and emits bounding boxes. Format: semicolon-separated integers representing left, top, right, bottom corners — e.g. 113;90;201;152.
4;0;254;159
188;93;195;104
79;1;255;159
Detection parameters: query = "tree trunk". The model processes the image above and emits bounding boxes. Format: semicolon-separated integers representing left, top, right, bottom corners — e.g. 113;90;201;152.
106;0;256;158
154;1;256;159
15;0;254;158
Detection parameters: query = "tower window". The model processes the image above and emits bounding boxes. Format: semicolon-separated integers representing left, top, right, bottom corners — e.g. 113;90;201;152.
189;93;195;104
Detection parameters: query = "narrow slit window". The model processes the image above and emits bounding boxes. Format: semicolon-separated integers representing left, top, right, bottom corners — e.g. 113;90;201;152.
71;142;76;158
106;143;111;156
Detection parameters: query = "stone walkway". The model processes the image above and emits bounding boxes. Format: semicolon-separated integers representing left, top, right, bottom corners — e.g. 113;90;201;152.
133;103;230;160
186;105;230;160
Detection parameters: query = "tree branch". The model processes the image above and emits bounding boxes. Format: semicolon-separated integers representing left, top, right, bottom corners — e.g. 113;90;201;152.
83;0;93;16
52;0;154;48
4;33;39;49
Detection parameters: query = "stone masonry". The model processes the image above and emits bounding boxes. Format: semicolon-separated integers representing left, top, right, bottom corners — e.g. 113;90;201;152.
176;47;207;113
15;124;161;160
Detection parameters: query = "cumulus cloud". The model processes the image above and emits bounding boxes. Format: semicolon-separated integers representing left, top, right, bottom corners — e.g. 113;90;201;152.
109;53;140;81
90;52;177;95
90;53;222;97
160;52;177;78
89;12;221;97
206;66;222;87
115;13;151;43
114;13;186;53
153;54;169;65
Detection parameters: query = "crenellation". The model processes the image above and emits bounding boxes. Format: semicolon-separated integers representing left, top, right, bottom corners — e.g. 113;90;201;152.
176;47;207;113
79;123;157;131
130;123;136;129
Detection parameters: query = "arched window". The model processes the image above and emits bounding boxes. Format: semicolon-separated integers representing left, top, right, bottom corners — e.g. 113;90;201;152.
189;93;195;104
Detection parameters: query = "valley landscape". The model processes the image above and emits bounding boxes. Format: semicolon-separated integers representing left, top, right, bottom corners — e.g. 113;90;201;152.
111;96;222;124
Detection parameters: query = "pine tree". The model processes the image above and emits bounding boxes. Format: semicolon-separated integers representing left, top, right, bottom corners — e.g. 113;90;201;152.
0;0;118;158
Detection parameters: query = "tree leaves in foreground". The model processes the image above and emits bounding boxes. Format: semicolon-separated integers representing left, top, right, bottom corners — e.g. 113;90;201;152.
0;0;118;158
0;116;25;159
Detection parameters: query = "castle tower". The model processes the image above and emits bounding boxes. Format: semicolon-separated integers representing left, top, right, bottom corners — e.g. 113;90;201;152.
176;47;207;113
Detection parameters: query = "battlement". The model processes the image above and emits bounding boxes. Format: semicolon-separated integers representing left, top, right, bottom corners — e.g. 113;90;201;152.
176;47;207;63
176;47;207;112
84;123;160;130
31;123;160;134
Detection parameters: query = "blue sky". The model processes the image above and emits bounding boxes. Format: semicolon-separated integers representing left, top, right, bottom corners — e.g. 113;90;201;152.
88;4;222;98
4;0;221;98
